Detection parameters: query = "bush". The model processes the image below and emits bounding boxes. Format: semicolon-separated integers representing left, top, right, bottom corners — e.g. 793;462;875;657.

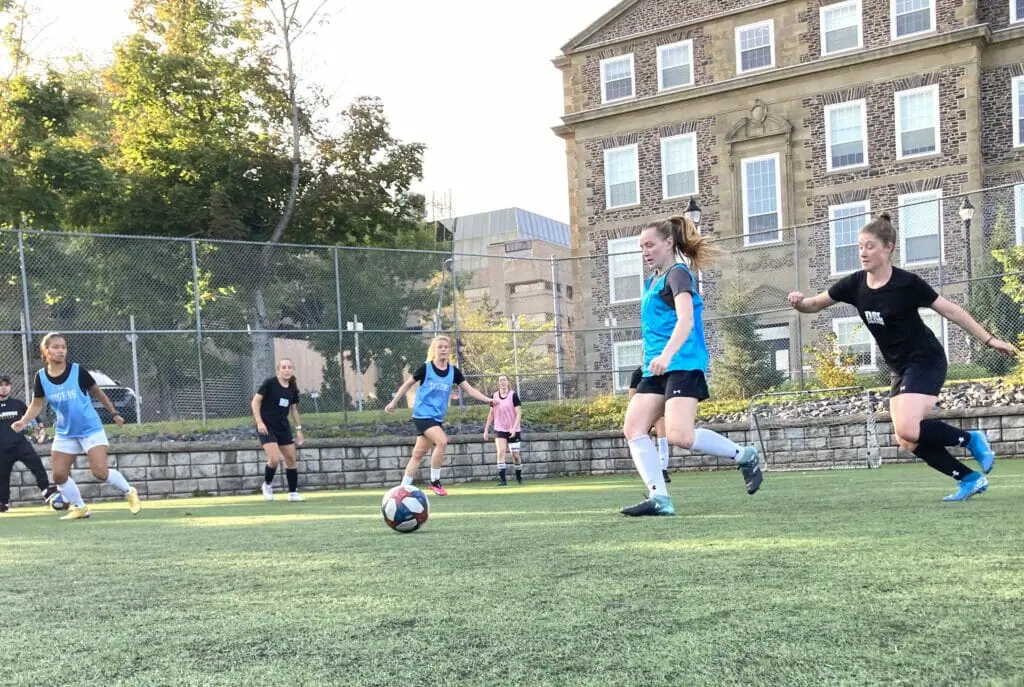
804;332;858;389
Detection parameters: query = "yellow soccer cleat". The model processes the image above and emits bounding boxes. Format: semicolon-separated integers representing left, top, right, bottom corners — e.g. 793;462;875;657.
60;506;91;521
126;487;142;515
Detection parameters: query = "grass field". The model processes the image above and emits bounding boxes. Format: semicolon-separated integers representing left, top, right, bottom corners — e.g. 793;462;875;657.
3;463;1024;687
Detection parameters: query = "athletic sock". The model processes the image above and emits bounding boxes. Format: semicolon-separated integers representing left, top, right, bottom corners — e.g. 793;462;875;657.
912;442;975;480
657;436;670;469
105;469;130;495
627;435;667;498
430;467;441;482
401;475;414;487
264;465;277;485
59;477;86;508
691;428;742;460
285;468;298;492
918;419;971;448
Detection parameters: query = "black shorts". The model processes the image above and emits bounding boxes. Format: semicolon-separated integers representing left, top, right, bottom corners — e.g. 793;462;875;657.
413;418;444;436
258;429;293;446
890;358;947;397
508;433;522;449
635;370;710;402
494;430;511;440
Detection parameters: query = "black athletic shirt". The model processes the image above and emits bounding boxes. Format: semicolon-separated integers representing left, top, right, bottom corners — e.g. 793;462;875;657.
256;377;300;433
412;362;465;385
497;391;522;407
33;366;95;399
0;397;29;448
629;366;643;390
655;267;695;308
827;267;944;371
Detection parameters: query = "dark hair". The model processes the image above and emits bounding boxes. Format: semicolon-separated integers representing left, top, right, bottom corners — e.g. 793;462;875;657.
861;211;897;248
277;358;298;391
39;332;66;364
644;215;717;271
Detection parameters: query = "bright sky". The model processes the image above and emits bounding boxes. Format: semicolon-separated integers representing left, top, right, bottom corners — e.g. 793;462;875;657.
19;0;618;225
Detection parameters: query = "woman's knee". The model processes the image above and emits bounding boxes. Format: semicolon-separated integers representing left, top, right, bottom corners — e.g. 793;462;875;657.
667;426;695;449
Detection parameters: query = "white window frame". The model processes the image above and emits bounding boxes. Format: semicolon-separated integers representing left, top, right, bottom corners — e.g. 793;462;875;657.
918;307;948;353
607;236;642;304
1013;76;1024;149
832;316;877;370
660;132;699;200
820;0;863;56
735;20;776;75
829;200;871;276
656;40;694;91
756;324;791;373
740;152;783;246
824;99;868;172
898;189;944;267
890;0;936;40
895;84;940;160
603;144;639;210
600;54;635;104
612;340;643;392
1015;184;1024;246
1011;0;1023;24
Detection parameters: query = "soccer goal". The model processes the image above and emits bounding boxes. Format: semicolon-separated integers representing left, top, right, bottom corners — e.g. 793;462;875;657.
747;386;881;472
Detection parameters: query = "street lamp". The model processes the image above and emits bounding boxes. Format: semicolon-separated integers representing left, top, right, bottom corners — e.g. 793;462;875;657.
684;197;702;228
346;316;364;412
959;196;976;311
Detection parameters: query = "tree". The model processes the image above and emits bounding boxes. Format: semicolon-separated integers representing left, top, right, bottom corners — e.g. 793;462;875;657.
711;280;786;400
969;207;1022;375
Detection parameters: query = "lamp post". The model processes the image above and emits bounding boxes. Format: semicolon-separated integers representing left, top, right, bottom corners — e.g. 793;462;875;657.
346;316;364;411
959;197;976;355
684;196;702;228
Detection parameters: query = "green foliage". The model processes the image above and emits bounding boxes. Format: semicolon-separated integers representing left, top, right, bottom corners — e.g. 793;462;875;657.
804;331;859;390
970;207;1023;375
710;280;787;400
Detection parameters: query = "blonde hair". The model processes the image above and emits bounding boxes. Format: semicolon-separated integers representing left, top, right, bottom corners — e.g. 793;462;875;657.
427;335;452;363
39;332;66;363
276;358;297;390
860;211;897;256
645;215;717;271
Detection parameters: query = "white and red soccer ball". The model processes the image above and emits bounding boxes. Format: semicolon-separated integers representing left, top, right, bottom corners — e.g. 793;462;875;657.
380;484;430;533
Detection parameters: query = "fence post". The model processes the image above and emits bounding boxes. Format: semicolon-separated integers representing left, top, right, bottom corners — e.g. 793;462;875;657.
128;314;142;424
332;247;349;423
19;311;30;397
550;256;564;401
792;227;805;389
17;231;32;394
190;239;208;425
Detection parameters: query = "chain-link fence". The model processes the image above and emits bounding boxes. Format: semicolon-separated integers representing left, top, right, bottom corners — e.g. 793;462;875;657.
1;184;1021;427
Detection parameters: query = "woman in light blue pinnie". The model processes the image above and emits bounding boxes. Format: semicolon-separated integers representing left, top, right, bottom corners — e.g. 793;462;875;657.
12;333;141;520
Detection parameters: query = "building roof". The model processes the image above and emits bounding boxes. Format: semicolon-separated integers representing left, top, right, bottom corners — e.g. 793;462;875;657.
444;208;570;248
560;0;641;53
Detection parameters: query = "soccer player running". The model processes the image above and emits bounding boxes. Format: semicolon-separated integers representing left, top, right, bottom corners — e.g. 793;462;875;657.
628;365;671;484
787;211;1018;501
622;216;762;517
384;335;496;496
252;358;305;502
11;333;141;520
483;374;523;486
1;373;57;512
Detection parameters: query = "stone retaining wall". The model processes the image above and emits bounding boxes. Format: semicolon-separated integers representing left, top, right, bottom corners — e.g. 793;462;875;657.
8;406;1024;506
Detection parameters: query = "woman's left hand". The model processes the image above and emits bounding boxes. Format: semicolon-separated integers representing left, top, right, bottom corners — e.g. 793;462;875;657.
648;354;672;376
113;413;126;426
295;430;305;447
988;337;1020;357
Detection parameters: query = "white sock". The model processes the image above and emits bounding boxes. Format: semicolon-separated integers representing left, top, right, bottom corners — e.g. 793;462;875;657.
59;477;86;508
105;469;131;495
497;463;507;471
692;428;742;460
430;467;441;482
627;435;668;498
657;436;670;470
401;475;413;487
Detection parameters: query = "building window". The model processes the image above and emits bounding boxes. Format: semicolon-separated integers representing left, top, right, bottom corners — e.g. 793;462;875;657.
833;316;876;368
895;85;939;159
604;144;639;209
898;190;943;266
608;237;642;303
661;133;699;200
829;201;870;275
824;99;868;171
1014;0;1024;24
821;0;862;55
1013;76;1024;148
741;153;782;245
756;324;791;373
600;55;635;104
657;40;693;91
1015;184;1024;246
613;340;643;392
735;20;775;74
919;308;947;351
891;0;935;39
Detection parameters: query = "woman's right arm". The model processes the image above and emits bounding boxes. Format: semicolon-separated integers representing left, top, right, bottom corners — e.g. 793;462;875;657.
385;379;417;413
787;291;836;314
251;393;267;433
11;398;46;432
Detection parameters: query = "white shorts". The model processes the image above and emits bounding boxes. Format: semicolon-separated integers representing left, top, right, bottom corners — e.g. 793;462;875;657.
52;430;109;456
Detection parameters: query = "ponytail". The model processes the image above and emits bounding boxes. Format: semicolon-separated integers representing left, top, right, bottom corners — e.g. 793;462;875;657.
648;215;717;271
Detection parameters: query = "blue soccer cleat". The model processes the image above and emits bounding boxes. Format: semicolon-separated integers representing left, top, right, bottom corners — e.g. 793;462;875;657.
965;431;995;474
620;495;676;516
737;446;763;495
942;473;989;502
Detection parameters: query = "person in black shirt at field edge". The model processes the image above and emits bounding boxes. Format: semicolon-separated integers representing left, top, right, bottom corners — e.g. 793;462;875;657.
788;211;1019;501
0;373;57;512
251;359;305;502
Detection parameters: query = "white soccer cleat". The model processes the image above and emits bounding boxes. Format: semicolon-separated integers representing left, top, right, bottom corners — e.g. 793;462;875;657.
261;483;274;501
288;491;304;502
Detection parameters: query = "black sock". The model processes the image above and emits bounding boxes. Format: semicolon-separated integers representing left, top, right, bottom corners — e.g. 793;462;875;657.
912;442;975;480
919;419;970;447
264;465;277;485
498;467;507;481
514;464;522;474
286;468;298;492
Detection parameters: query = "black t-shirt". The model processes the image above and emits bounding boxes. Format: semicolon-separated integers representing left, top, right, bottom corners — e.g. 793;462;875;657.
0;397;29;448
827;267;944;371
629;366;643;390
33;366;96;399
655;266;695;308
256;377;299;433
412;362;465;385
496;391;522;407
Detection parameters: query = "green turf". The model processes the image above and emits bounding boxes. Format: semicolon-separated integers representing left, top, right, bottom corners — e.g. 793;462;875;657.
3;462;1023;686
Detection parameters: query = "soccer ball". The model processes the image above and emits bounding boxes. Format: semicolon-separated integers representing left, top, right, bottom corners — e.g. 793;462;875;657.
48;491;69;511
381;485;430;533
